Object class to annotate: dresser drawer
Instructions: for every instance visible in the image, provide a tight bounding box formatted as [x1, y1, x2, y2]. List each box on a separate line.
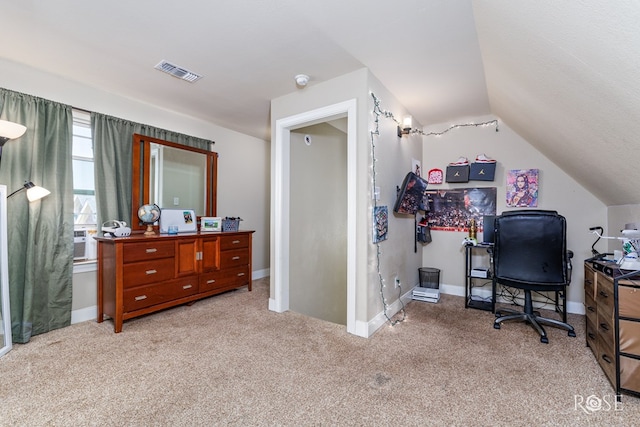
[584, 266, 595, 299]
[123, 241, 175, 263]
[597, 313, 615, 351]
[123, 277, 199, 312]
[220, 234, 249, 251]
[199, 266, 250, 292]
[585, 316, 598, 357]
[598, 338, 617, 386]
[596, 275, 615, 317]
[123, 258, 175, 287]
[619, 285, 640, 318]
[619, 319, 640, 356]
[620, 355, 640, 393]
[585, 293, 597, 325]
[220, 248, 249, 269]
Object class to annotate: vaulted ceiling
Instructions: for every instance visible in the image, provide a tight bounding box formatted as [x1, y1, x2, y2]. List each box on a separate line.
[1, 1, 638, 206]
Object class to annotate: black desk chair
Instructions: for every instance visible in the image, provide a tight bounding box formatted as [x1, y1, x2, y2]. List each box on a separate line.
[492, 210, 576, 343]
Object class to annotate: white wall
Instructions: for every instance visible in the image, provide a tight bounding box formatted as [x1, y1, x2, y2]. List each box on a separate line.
[271, 68, 425, 334]
[421, 116, 607, 314]
[1, 58, 270, 316]
[607, 204, 640, 253]
[289, 123, 347, 325]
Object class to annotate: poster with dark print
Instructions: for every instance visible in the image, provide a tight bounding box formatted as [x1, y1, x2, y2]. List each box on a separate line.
[393, 172, 429, 214]
[425, 188, 497, 232]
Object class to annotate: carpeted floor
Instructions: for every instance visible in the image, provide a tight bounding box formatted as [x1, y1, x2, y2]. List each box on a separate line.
[1, 277, 638, 426]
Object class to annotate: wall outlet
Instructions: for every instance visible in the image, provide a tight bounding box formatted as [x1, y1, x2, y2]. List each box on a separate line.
[394, 276, 400, 288]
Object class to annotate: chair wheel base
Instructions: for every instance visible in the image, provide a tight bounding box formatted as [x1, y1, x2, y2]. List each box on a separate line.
[540, 336, 549, 344]
[493, 323, 501, 330]
[568, 330, 576, 338]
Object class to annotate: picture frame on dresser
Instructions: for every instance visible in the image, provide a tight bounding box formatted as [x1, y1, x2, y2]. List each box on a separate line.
[201, 217, 222, 232]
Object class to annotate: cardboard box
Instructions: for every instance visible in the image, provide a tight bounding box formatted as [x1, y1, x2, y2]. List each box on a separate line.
[445, 165, 470, 183]
[470, 162, 496, 181]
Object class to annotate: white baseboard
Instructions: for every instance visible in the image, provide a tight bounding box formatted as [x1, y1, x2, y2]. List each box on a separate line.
[364, 286, 415, 337]
[440, 283, 585, 315]
[71, 305, 97, 324]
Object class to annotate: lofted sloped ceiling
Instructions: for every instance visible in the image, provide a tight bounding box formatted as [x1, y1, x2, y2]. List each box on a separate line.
[0, 0, 638, 206]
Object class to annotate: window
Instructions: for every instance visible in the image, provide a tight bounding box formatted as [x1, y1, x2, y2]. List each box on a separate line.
[72, 110, 96, 228]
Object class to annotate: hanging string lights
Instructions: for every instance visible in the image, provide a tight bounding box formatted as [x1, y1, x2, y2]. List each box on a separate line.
[369, 92, 499, 327]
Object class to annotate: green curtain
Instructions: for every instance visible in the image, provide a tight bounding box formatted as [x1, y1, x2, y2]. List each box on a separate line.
[91, 113, 212, 229]
[0, 88, 74, 343]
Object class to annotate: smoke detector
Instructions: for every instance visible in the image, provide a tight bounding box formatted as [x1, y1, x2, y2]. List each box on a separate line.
[295, 74, 310, 87]
[155, 60, 202, 83]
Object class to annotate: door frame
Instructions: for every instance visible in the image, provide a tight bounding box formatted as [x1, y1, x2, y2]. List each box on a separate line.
[269, 99, 358, 336]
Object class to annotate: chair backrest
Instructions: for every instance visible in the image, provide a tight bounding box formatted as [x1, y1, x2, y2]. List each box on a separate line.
[493, 210, 569, 286]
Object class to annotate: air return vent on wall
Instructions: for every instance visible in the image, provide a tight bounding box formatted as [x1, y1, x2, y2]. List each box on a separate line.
[154, 60, 202, 83]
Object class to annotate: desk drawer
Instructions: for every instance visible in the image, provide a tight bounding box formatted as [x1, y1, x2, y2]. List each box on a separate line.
[123, 277, 198, 312]
[220, 235, 249, 251]
[123, 241, 175, 263]
[123, 258, 175, 287]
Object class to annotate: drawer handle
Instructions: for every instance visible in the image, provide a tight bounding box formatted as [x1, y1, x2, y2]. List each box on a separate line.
[587, 306, 596, 313]
[237, 272, 245, 277]
[585, 279, 593, 285]
[183, 284, 193, 290]
[146, 248, 157, 253]
[232, 240, 241, 244]
[599, 291, 609, 298]
[207, 279, 216, 284]
[602, 354, 613, 364]
[232, 256, 241, 260]
[134, 295, 148, 301]
[599, 323, 609, 332]
[587, 332, 596, 340]
[146, 269, 157, 275]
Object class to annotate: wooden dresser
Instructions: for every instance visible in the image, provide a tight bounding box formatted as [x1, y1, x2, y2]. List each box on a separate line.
[584, 260, 640, 399]
[96, 230, 254, 332]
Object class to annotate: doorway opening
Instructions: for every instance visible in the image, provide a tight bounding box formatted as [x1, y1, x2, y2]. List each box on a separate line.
[269, 99, 359, 336]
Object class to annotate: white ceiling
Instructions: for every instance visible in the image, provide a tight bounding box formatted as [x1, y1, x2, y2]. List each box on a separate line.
[1, 0, 639, 206]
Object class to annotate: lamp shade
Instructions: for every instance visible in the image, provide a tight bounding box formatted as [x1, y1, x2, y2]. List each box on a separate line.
[25, 183, 51, 202]
[0, 120, 27, 144]
[7, 181, 50, 202]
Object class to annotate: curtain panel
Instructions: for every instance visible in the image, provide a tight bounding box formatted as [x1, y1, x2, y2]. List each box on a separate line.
[0, 88, 74, 343]
[91, 113, 213, 229]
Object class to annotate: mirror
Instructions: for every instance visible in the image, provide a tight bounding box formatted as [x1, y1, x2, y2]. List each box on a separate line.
[132, 134, 217, 230]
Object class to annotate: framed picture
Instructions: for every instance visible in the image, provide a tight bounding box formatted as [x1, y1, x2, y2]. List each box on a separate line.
[201, 216, 222, 232]
[506, 169, 539, 207]
[373, 206, 389, 243]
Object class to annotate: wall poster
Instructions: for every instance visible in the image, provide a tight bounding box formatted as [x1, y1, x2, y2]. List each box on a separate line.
[425, 188, 497, 232]
[373, 206, 389, 243]
[506, 169, 538, 207]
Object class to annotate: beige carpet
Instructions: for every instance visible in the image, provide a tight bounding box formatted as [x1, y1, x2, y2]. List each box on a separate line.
[1, 277, 638, 426]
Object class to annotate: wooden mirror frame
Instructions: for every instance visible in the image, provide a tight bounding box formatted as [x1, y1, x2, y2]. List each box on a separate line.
[131, 133, 218, 231]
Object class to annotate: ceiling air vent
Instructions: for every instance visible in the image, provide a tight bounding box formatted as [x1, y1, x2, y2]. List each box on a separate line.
[154, 60, 202, 83]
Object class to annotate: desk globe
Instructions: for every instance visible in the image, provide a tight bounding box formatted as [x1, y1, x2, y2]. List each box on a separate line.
[137, 203, 161, 235]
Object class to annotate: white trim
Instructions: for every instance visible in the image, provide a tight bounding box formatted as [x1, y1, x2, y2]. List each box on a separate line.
[272, 99, 359, 336]
[73, 260, 97, 274]
[363, 286, 414, 337]
[0, 185, 12, 357]
[439, 282, 585, 315]
[71, 305, 97, 324]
